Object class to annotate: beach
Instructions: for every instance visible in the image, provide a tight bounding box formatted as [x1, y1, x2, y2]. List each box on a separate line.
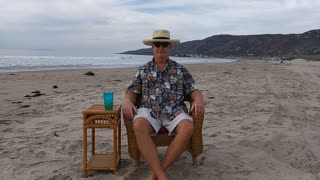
[1, 59, 320, 180]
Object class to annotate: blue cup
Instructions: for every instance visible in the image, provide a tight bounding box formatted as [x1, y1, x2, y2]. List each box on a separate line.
[103, 92, 113, 111]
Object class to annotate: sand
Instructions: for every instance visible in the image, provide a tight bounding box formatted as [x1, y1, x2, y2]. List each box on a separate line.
[0, 60, 320, 180]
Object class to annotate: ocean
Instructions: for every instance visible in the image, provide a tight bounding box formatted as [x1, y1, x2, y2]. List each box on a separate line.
[0, 54, 236, 73]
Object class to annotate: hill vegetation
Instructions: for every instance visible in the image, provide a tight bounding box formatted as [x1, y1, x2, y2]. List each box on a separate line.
[122, 29, 320, 60]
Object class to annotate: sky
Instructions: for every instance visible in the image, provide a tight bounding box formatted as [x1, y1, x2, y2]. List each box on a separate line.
[0, 0, 320, 57]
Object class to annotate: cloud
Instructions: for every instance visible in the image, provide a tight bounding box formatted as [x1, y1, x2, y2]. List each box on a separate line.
[0, 0, 319, 56]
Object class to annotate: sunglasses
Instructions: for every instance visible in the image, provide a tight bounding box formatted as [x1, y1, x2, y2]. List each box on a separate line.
[153, 42, 170, 48]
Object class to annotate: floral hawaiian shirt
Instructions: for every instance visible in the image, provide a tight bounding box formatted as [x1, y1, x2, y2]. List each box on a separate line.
[127, 58, 197, 121]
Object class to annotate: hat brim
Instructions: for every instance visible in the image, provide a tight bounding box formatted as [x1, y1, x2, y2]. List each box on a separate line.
[143, 39, 180, 46]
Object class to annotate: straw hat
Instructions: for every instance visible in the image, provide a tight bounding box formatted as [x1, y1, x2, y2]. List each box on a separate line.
[143, 29, 180, 46]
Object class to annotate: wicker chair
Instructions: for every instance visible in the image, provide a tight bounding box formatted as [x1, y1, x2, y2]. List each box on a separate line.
[123, 94, 204, 167]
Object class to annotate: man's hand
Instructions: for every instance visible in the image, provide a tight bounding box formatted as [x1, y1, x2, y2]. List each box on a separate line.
[122, 91, 138, 119]
[190, 90, 205, 118]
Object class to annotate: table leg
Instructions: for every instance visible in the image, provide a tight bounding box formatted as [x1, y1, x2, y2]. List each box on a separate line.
[83, 126, 87, 177]
[113, 125, 117, 173]
[92, 128, 95, 156]
[118, 120, 121, 158]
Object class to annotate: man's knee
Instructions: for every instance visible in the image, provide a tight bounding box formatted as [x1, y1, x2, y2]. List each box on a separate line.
[133, 118, 153, 134]
[176, 119, 194, 135]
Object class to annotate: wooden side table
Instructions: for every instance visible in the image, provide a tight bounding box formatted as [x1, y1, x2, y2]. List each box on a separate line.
[82, 104, 121, 177]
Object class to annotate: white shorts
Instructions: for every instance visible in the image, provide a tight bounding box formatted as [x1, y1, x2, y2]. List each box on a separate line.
[132, 108, 193, 136]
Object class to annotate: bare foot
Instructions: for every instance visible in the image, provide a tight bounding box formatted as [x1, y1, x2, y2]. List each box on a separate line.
[147, 173, 157, 180]
[148, 173, 168, 180]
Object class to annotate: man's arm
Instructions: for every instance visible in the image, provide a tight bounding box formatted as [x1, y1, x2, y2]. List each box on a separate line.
[190, 89, 205, 118]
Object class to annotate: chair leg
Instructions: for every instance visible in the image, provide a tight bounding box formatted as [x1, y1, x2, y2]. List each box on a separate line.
[192, 156, 198, 167]
[134, 159, 140, 167]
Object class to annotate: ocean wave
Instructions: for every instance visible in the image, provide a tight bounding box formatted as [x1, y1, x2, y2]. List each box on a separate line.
[0, 54, 236, 73]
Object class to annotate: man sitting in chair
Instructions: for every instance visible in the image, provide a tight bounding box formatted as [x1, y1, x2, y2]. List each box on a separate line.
[122, 29, 205, 180]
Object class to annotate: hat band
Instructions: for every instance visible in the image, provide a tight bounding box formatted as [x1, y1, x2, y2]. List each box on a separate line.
[153, 37, 170, 39]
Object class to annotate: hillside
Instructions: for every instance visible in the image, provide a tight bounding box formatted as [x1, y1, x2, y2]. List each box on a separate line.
[121, 29, 320, 60]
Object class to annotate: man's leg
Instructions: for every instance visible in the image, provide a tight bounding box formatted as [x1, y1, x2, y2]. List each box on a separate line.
[133, 118, 167, 180]
[161, 119, 194, 171]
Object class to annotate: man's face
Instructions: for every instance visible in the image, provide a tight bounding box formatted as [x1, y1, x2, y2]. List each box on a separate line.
[152, 42, 171, 59]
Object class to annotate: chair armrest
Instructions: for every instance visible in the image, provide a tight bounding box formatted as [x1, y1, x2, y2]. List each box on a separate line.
[189, 102, 204, 157]
[123, 113, 141, 162]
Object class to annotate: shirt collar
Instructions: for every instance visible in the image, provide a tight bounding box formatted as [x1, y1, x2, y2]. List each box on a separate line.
[151, 58, 172, 72]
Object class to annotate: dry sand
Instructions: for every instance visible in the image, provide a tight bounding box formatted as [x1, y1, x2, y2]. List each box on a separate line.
[0, 60, 320, 180]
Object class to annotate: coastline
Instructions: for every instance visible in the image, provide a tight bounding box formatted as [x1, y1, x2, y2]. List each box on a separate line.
[0, 54, 237, 73]
[1, 60, 320, 179]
